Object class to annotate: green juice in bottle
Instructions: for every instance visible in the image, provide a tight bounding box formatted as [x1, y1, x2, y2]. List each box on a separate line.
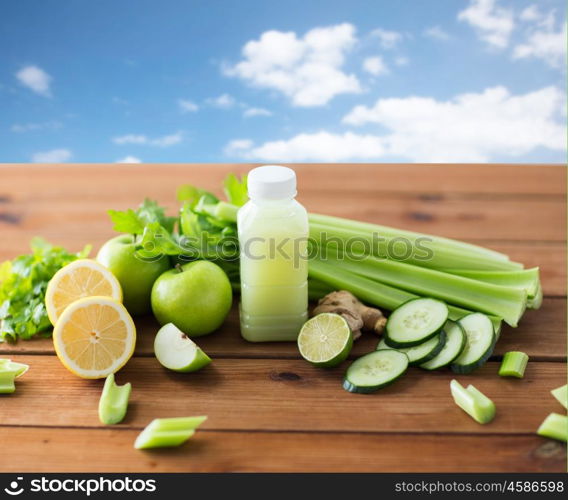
[238, 166, 308, 342]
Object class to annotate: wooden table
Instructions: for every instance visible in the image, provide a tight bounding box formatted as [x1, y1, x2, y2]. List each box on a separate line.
[0, 163, 566, 472]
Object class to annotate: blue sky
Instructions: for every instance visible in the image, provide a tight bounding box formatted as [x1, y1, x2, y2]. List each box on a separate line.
[1, 0, 566, 163]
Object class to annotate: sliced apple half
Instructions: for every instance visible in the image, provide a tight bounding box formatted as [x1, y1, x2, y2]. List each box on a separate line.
[154, 323, 212, 373]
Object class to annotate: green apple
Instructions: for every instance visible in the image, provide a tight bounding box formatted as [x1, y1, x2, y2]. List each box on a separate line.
[154, 323, 211, 372]
[151, 260, 232, 337]
[96, 235, 170, 316]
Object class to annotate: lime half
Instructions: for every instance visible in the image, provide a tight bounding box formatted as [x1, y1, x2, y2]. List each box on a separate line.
[298, 313, 353, 368]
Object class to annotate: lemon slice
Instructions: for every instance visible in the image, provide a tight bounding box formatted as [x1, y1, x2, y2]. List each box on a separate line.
[53, 296, 136, 379]
[45, 259, 122, 325]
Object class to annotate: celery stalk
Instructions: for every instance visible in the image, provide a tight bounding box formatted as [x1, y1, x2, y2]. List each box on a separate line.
[527, 283, 543, 310]
[551, 385, 567, 410]
[186, 201, 516, 267]
[308, 259, 502, 333]
[309, 213, 512, 262]
[204, 201, 240, 222]
[310, 222, 523, 272]
[134, 416, 207, 450]
[98, 374, 131, 425]
[315, 252, 526, 327]
[498, 351, 529, 378]
[308, 279, 334, 301]
[443, 268, 540, 298]
[450, 379, 496, 424]
[537, 413, 568, 442]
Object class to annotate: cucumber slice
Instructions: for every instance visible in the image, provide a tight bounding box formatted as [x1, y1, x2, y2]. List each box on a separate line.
[377, 330, 446, 365]
[451, 313, 496, 374]
[420, 320, 466, 370]
[343, 349, 408, 394]
[385, 298, 448, 347]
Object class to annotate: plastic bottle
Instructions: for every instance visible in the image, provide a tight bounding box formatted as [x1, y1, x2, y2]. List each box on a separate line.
[238, 165, 309, 342]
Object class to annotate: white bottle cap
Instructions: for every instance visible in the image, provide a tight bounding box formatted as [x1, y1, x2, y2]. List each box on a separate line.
[247, 165, 297, 200]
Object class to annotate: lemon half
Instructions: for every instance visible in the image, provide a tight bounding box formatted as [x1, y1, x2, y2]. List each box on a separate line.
[45, 259, 122, 325]
[53, 296, 136, 379]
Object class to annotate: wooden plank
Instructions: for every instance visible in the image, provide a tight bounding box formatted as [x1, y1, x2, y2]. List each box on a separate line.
[0, 427, 564, 472]
[0, 165, 565, 251]
[1, 357, 564, 434]
[0, 192, 564, 246]
[1, 163, 565, 196]
[2, 298, 565, 360]
[307, 197, 566, 242]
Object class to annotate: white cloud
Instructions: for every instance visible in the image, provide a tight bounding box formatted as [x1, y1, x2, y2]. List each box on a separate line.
[150, 131, 183, 147]
[243, 107, 272, 117]
[424, 26, 450, 41]
[225, 23, 361, 107]
[11, 120, 62, 132]
[116, 156, 142, 164]
[16, 65, 52, 97]
[178, 99, 199, 112]
[394, 56, 409, 66]
[112, 131, 183, 147]
[206, 93, 236, 109]
[224, 139, 254, 156]
[31, 148, 72, 163]
[370, 28, 403, 49]
[113, 134, 148, 145]
[458, 0, 514, 48]
[342, 85, 566, 162]
[519, 5, 541, 22]
[362, 56, 389, 76]
[514, 9, 566, 68]
[225, 132, 385, 162]
[226, 85, 568, 162]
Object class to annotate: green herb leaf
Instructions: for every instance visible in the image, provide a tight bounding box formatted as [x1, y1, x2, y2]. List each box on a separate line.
[223, 173, 248, 207]
[138, 222, 186, 258]
[176, 185, 218, 207]
[108, 199, 176, 235]
[0, 239, 90, 342]
[108, 208, 145, 235]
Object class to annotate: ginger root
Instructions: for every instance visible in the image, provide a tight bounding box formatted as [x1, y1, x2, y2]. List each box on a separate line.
[313, 290, 387, 340]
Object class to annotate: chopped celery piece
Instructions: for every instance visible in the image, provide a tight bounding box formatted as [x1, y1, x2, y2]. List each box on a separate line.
[499, 351, 529, 378]
[314, 252, 526, 327]
[98, 374, 131, 425]
[134, 416, 207, 450]
[537, 413, 567, 442]
[551, 384, 567, 410]
[0, 372, 16, 394]
[450, 379, 496, 424]
[0, 359, 29, 393]
[0, 359, 29, 378]
[444, 268, 540, 298]
[308, 260, 503, 332]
